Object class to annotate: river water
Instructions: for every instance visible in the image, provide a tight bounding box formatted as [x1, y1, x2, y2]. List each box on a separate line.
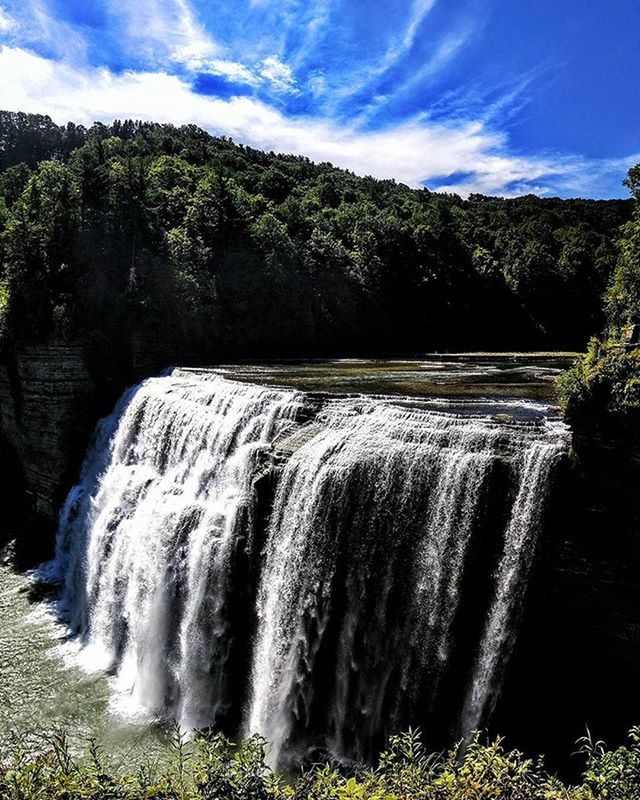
[0, 556, 168, 762]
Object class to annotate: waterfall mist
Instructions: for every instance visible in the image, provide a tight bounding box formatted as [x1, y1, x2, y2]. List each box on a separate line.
[51, 369, 567, 765]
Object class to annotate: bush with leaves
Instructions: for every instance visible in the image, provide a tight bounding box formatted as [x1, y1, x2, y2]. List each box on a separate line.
[3, 726, 640, 799]
[558, 339, 640, 421]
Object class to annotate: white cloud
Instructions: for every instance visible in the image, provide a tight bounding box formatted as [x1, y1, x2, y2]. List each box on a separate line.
[0, 46, 635, 198]
[200, 54, 297, 94]
[259, 56, 296, 92]
[206, 59, 260, 85]
[103, 0, 220, 69]
[169, 0, 219, 68]
[0, 5, 15, 32]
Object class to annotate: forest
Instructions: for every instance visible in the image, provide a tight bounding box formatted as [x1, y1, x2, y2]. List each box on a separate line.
[0, 111, 634, 371]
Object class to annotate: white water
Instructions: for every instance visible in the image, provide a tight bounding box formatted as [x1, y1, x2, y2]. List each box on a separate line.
[460, 438, 564, 736]
[52, 372, 302, 729]
[51, 369, 568, 765]
[247, 399, 567, 763]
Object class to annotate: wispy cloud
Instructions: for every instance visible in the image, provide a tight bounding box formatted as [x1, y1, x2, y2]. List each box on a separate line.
[428, 61, 559, 131]
[2, 45, 635, 198]
[2, 0, 89, 61]
[352, 21, 474, 126]
[0, 5, 15, 32]
[359, 0, 440, 85]
[310, 0, 461, 119]
[258, 56, 296, 93]
[289, 0, 337, 70]
[101, 0, 220, 69]
[403, 0, 439, 52]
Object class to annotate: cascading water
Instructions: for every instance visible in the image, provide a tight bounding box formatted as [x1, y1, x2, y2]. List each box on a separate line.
[247, 399, 567, 764]
[50, 368, 568, 766]
[53, 371, 303, 728]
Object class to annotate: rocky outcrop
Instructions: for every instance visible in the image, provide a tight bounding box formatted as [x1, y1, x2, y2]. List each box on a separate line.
[494, 413, 640, 777]
[0, 343, 96, 539]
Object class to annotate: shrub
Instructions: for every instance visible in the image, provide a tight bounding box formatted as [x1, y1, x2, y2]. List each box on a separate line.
[557, 338, 640, 423]
[2, 726, 640, 799]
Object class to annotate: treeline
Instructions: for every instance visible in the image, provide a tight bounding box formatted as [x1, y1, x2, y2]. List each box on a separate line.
[0, 110, 633, 364]
[559, 165, 640, 420]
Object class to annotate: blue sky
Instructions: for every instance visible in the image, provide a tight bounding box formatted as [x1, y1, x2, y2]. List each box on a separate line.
[0, 0, 638, 198]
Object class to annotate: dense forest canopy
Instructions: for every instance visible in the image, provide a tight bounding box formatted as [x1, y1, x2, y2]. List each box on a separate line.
[0, 110, 633, 365]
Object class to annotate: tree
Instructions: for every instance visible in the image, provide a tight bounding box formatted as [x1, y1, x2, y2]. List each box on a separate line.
[606, 165, 640, 335]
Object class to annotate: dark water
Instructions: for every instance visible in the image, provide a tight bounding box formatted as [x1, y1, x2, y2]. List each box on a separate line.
[214, 353, 576, 418]
[215, 354, 574, 397]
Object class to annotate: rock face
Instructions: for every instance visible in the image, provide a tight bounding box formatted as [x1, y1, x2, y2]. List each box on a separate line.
[0, 336, 191, 550]
[0, 343, 97, 545]
[494, 411, 640, 776]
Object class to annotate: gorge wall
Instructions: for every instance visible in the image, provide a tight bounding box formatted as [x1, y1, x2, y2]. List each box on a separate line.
[0, 338, 167, 552]
[0, 343, 96, 543]
[493, 410, 640, 770]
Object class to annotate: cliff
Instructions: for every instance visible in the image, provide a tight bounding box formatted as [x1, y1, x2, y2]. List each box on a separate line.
[494, 410, 640, 774]
[0, 336, 189, 553]
[0, 343, 99, 553]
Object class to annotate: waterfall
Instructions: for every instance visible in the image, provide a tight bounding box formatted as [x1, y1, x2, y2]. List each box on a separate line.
[460, 437, 564, 736]
[53, 371, 302, 728]
[51, 369, 567, 764]
[246, 399, 566, 764]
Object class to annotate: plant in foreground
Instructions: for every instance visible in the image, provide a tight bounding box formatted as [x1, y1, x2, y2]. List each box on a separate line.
[2, 725, 640, 799]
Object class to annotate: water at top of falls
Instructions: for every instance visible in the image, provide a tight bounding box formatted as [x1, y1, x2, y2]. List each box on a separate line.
[48, 365, 569, 767]
[210, 354, 574, 413]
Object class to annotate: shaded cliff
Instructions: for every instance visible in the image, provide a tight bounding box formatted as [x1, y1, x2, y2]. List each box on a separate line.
[0, 339, 164, 555]
[494, 410, 640, 775]
[0, 343, 96, 550]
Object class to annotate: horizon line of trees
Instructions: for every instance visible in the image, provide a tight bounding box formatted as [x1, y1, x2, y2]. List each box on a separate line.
[0, 110, 634, 371]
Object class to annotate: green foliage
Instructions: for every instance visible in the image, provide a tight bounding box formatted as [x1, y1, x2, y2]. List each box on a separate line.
[577, 727, 640, 800]
[558, 340, 640, 421]
[558, 162, 640, 423]
[605, 167, 640, 336]
[4, 727, 640, 799]
[0, 111, 633, 358]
